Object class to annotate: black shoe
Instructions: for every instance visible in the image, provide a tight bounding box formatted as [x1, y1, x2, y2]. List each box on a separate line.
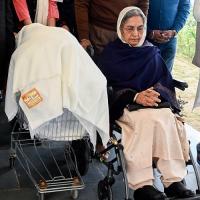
[164, 181, 196, 198]
[134, 185, 167, 200]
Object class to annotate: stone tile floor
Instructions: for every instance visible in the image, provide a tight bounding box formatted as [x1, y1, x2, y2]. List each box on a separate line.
[1, 99, 200, 200]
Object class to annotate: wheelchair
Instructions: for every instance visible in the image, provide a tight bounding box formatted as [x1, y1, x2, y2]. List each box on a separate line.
[96, 81, 200, 200]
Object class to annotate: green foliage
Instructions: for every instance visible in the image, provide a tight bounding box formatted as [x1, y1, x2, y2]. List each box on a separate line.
[177, 13, 197, 60]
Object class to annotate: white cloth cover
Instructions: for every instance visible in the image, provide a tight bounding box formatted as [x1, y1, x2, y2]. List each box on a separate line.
[34, 0, 49, 25]
[5, 23, 110, 146]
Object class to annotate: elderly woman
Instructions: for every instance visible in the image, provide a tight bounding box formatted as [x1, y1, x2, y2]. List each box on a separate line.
[98, 7, 195, 200]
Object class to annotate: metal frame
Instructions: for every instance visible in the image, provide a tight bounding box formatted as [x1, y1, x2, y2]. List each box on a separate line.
[9, 109, 89, 200]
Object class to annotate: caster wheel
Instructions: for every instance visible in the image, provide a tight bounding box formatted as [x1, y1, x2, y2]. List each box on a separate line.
[71, 190, 79, 199]
[98, 180, 113, 200]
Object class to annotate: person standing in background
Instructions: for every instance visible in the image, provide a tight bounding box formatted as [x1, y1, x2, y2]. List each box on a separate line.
[0, 0, 15, 96]
[75, 0, 149, 154]
[13, 0, 59, 30]
[147, 0, 190, 72]
[193, 0, 200, 108]
[75, 0, 149, 57]
[57, 0, 78, 37]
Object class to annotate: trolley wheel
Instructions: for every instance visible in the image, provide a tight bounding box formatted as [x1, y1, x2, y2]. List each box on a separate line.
[71, 139, 90, 176]
[98, 180, 113, 200]
[9, 156, 16, 168]
[70, 190, 79, 199]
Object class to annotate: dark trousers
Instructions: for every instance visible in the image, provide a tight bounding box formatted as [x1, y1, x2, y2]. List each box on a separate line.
[153, 37, 177, 72]
[0, 0, 15, 91]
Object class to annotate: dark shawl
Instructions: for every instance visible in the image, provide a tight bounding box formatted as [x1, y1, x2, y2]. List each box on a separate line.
[98, 39, 180, 114]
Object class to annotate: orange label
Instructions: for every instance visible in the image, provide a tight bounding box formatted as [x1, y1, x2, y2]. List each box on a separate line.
[21, 88, 43, 109]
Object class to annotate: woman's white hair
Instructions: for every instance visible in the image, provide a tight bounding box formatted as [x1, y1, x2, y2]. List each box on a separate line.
[117, 6, 147, 47]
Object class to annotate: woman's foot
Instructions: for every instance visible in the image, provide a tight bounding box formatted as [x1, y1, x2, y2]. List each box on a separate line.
[134, 185, 167, 200]
[164, 181, 195, 198]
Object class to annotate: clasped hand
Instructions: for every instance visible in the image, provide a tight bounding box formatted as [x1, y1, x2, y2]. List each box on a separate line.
[135, 87, 161, 107]
[153, 30, 176, 43]
[80, 39, 92, 49]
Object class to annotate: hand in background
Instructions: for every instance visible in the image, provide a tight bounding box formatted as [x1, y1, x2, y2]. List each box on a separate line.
[23, 18, 32, 26]
[47, 18, 56, 27]
[152, 30, 176, 43]
[80, 39, 92, 49]
[160, 30, 177, 40]
[62, 25, 70, 31]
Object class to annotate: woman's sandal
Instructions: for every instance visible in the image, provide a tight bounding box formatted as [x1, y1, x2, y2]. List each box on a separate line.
[164, 181, 195, 198]
[134, 185, 167, 200]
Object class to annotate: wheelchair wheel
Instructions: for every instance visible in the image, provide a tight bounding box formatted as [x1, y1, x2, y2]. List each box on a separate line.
[71, 139, 90, 176]
[98, 180, 113, 200]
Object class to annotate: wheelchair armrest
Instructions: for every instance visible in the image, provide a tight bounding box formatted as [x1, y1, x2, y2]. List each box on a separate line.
[173, 79, 188, 91]
[111, 123, 122, 133]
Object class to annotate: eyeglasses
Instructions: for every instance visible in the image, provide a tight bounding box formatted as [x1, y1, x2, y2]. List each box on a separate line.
[123, 26, 144, 34]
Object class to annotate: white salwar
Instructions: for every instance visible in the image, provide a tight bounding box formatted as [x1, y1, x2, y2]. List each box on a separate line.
[117, 108, 188, 190]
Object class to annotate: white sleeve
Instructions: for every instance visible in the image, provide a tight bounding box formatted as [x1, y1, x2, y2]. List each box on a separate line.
[193, 0, 200, 22]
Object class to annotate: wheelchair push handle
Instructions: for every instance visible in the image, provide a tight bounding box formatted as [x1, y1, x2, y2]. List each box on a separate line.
[86, 45, 95, 57]
[173, 79, 188, 91]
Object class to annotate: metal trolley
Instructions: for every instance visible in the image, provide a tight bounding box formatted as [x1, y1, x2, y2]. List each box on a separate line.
[9, 108, 90, 200]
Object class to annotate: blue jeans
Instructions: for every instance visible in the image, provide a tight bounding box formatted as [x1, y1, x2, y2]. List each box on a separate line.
[153, 37, 177, 72]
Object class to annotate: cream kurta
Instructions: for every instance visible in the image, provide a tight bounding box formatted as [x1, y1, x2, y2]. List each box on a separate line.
[117, 108, 188, 190]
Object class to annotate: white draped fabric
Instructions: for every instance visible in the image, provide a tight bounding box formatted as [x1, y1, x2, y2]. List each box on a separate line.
[34, 0, 49, 25]
[5, 23, 110, 147]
